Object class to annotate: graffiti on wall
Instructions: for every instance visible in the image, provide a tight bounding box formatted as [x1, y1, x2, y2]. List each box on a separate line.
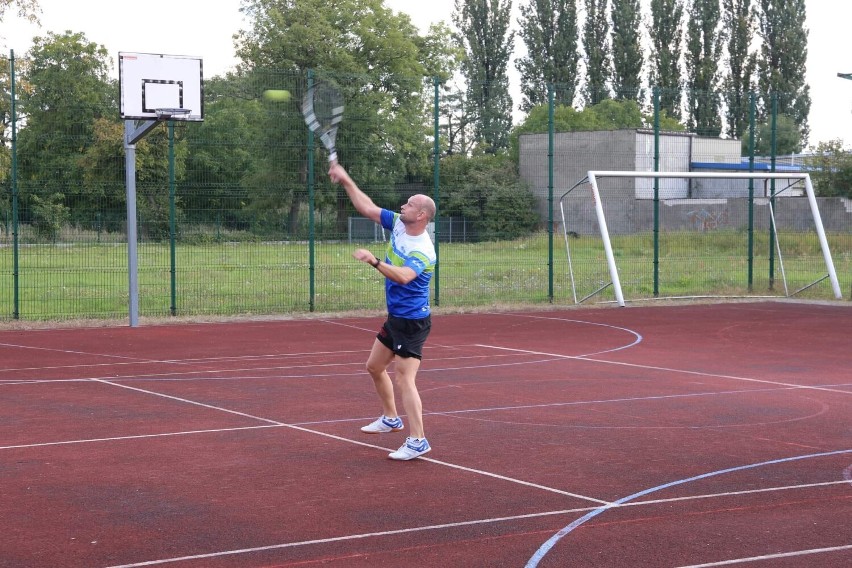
[686, 208, 730, 231]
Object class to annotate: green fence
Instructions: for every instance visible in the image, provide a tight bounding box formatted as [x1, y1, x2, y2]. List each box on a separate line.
[2, 54, 850, 322]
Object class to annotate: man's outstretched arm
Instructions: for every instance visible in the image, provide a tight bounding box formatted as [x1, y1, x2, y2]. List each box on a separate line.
[329, 163, 382, 224]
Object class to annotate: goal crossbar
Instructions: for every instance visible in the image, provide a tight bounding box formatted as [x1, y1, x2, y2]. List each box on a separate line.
[562, 170, 842, 306]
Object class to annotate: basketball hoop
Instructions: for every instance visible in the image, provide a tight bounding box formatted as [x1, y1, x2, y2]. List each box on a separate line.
[154, 108, 192, 121]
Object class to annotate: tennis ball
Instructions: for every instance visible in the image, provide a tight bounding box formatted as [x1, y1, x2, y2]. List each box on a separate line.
[263, 89, 291, 102]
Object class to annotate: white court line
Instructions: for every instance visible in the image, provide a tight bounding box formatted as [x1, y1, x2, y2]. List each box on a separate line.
[317, 319, 379, 334]
[628, 479, 851, 507]
[0, 352, 370, 377]
[675, 544, 852, 567]
[0, 354, 568, 388]
[0, 341, 146, 360]
[101, 509, 590, 568]
[91, 379, 609, 505]
[100, 480, 852, 568]
[0, 363, 369, 385]
[478, 344, 852, 396]
[0, 378, 94, 386]
[495, 314, 644, 355]
[0, 425, 281, 451]
[0, 348, 373, 373]
[421, 385, 822, 418]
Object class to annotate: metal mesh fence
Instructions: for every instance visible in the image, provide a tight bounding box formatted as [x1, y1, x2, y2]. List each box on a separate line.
[2, 54, 850, 322]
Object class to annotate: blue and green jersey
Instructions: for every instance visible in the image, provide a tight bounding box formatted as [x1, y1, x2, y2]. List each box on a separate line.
[379, 209, 436, 319]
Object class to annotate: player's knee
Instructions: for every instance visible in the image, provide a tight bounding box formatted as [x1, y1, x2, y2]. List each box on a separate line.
[365, 360, 383, 377]
[392, 372, 416, 389]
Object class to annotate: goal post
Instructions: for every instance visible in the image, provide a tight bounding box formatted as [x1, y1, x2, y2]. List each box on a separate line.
[559, 170, 842, 306]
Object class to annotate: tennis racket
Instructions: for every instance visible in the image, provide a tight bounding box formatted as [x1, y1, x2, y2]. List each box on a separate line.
[302, 77, 344, 164]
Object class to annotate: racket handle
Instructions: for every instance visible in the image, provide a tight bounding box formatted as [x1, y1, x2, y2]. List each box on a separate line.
[328, 151, 338, 165]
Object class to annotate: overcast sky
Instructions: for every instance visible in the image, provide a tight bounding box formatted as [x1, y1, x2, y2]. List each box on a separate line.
[2, 0, 849, 148]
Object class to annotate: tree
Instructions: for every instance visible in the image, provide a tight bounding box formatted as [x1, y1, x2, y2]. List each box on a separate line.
[754, 0, 810, 148]
[15, 31, 114, 226]
[29, 192, 69, 241]
[439, 80, 479, 157]
[807, 140, 852, 198]
[722, 0, 756, 140]
[0, 0, 39, 22]
[516, 98, 683, 135]
[515, 0, 580, 112]
[510, 98, 684, 161]
[453, 0, 515, 154]
[610, 0, 643, 102]
[77, 118, 131, 233]
[180, 74, 267, 235]
[441, 153, 539, 240]
[685, 0, 724, 136]
[743, 113, 800, 156]
[1, 2, 42, 217]
[649, 0, 684, 120]
[1, 0, 41, 149]
[236, 0, 458, 232]
[78, 115, 179, 238]
[582, 0, 611, 105]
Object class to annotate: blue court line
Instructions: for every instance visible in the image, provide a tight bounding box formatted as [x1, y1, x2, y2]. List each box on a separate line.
[525, 448, 852, 567]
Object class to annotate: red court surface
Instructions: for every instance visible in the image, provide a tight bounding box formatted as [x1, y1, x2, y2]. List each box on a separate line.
[1, 301, 850, 567]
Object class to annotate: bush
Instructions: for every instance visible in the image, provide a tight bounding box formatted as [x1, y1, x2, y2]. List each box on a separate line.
[30, 193, 70, 242]
[441, 154, 540, 241]
[807, 140, 852, 198]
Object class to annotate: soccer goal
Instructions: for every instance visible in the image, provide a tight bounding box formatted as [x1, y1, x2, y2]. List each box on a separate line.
[559, 171, 843, 306]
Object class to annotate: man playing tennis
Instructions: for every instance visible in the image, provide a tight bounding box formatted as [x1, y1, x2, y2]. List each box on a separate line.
[329, 163, 437, 460]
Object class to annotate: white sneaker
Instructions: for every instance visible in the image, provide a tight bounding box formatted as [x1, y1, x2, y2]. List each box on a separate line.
[360, 415, 404, 433]
[388, 437, 431, 460]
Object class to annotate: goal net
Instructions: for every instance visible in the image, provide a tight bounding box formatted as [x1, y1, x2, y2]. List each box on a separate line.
[559, 171, 842, 306]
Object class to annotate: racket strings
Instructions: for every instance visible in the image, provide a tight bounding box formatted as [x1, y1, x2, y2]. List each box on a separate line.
[302, 79, 344, 162]
[304, 85, 343, 132]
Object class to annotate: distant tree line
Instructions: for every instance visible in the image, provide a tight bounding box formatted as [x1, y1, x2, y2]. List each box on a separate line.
[452, 0, 848, 196]
[456, 0, 810, 153]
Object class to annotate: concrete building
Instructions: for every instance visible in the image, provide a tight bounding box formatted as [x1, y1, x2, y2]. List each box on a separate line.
[517, 129, 840, 235]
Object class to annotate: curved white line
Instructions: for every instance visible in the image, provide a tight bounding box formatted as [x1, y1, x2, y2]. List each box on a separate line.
[525, 448, 852, 567]
[486, 314, 644, 357]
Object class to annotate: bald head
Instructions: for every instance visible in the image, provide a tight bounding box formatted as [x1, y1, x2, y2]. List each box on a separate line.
[413, 194, 436, 222]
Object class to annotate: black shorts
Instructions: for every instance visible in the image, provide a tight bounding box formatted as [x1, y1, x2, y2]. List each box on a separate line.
[377, 314, 432, 359]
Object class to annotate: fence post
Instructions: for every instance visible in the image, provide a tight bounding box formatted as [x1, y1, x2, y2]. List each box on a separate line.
[307, 69, 316, 312]
[653, 86, 660, 297]
[768, 92, 778, 290]
[547, 83, 554, 303]
[10, 50, 20, 319]
[432, 76, 441, 307]
[747, 92, 756, 291]
[168, 120, 177, 316]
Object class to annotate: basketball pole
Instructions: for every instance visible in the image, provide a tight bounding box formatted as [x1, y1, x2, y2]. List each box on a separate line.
[124, 121, 139, 328]
[124, 119, 160, 327]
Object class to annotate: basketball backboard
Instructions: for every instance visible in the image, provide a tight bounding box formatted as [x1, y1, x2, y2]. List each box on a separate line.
[119, 52, 203, 121]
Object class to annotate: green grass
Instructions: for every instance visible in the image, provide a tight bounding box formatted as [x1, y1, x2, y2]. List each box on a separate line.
[1, 229, 849, 321]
